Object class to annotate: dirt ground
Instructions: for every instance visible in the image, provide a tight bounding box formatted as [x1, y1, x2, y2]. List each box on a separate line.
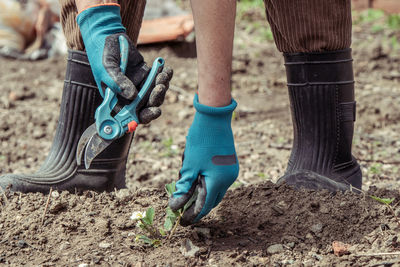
[0, 4, 399, 267]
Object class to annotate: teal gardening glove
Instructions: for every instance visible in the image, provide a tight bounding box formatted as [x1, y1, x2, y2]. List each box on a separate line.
[169, 94, 239, 225]
[77, 4, 172, 123]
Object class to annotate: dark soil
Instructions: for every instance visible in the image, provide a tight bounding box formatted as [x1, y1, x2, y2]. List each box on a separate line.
[0, 5, 399, 267]
[0, 183, 399, 266]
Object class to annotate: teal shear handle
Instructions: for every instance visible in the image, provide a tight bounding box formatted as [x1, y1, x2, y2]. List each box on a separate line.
[94, 36, 165, 140]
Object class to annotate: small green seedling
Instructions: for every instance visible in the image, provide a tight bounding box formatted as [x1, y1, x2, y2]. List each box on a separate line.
[231, 181, 243, 188]
[257, 172, 268, 180]
[131, 207, 161, 247]
[370, 196, 395, 206]
[131, 182, 197, 247]
[164, 181, 197, 239]
[370, 196, 400, 227]
[369, 163, 382, 175]
[161, 138, 178, 157]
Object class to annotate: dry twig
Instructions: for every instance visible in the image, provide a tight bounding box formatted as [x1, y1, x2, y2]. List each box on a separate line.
[354, 252, 400, 257]
[0, 186, 8, 204]
[41, 187, 53, 226]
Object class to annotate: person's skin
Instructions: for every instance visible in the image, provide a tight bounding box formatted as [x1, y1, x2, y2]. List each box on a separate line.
[78, 0, 236, 108]
[190, 0, 236, 107]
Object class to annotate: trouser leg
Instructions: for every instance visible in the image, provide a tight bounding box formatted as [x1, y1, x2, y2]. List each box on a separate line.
[263, 0, 352, 52]
[59, 0, 146, 50]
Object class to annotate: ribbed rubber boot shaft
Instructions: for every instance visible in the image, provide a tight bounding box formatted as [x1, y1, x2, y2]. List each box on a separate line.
[38, 50, 98, 173]
[284, 49, 358, 180]
[288, 85, 338, 174]
[0, 50, 133, 192]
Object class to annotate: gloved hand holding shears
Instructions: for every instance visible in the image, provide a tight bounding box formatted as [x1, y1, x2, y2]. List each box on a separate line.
[76, 3, 172, 168]
[77, 3, 172, 124]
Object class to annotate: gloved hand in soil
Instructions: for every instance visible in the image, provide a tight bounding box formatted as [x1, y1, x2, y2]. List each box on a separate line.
[169, 94, 239, 226]
[77, 3, 173, 123]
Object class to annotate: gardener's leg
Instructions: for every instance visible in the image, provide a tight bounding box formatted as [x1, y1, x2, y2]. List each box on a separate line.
[61, 0, 146, 49]
[0, 0, 147, 192]
[169, 0, 239, 225]
[263, 0, 361, 191]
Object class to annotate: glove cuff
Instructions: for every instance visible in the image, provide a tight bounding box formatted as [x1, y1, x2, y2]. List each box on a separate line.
[188, 94, 237, 146]
[77, 4, 126, 37]
[193, 94, 237, 117]
[77, 3, 120, 15]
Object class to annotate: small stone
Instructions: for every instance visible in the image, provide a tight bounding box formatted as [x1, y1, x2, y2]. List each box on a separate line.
[78, 264, 89, 267]
[277, 200, 288, 209]
[17, 240, 28, 248]
[267, 244, 284, 254]
[286, 242, 295, 249]
[92, 257, 102, 264]
[271, 205, 284, 215]
[51, 191, 60, 198]
[195, 227, 211, 239]
[180, 239, 200, 258]
[306, 233, 314, 239]
[116, 189, 131, 201]
[332, 241, 350, 256]
[312, 253, 323, 261]
[282, 259, 295, 265]
[303, 260, 313, 267]
[310, 223, 323, 234]
[59, 242, 70, 250]
[319, 205, 330, 214]
[99, 242, 112, 249]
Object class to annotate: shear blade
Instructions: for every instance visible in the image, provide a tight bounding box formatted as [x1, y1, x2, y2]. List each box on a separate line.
[84, 133, 113, 169]
[76, 124, 97, 166]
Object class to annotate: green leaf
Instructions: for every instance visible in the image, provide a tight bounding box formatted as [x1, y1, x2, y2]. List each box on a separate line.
[370, 196, 395, 205]
[164, 217, 174, 231]
[152, 239, 162, 247]
[159, 227, 167, 237]
[142, 207, 155, 225]
[166, 206, 180, 218]
[137, 235, 153, 245]
[164, 207, 179, 231]
[137, 235, 161, 247]
[183, 189, 198, 213]
[165, 182, 176, 197]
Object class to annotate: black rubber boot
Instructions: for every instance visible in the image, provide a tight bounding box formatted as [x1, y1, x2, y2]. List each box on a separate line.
[276, 49, 362, 192]
[0, 50, 133, 193]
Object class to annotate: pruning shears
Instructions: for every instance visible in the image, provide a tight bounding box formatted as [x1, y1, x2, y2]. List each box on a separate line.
[76, 36, 165, 169]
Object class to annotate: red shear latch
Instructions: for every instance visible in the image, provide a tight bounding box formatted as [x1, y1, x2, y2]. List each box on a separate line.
[127, 121, 138, 133]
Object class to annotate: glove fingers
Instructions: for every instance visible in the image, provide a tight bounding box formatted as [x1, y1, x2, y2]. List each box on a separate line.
[156, 71, 170, 88]
[181, 177, 230, 225]
[147, 84, 167, 107]
[169, 169, 200, 212]
[158, 66, 173, 82]
[138, 107, 161, 124]
[180, 175, 208, 226]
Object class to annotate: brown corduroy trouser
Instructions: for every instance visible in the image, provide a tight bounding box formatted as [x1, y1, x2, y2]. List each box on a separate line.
[59, 0, 352, 53]
[263, 0, 352, 52]
[59, 0, 146, 50]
